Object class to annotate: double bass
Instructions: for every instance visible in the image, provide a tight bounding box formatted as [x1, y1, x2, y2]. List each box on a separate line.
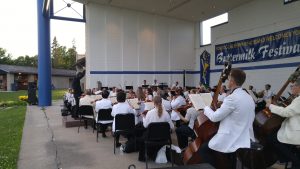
[243, 65, 300, 168]
[254, 66, 300, 139]
[183, 62, 231, 165]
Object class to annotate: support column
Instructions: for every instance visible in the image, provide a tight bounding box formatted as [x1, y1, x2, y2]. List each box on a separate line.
[37, 0, 51, 106]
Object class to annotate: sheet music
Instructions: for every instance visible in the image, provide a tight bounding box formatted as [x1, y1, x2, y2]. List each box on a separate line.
[127, 98, 140, 109]
[189, 93, 212, 110]
[144, 102, 154, 111]
[109, 97, 118, 104]
[90, 95, 102, 101]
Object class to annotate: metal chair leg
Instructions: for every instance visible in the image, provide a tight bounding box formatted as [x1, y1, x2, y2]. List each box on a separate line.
[170, 144, 174, 167]
[145, 144, 148, 169]
[114, 135, 116, 154]
[77, 118, 81, 133]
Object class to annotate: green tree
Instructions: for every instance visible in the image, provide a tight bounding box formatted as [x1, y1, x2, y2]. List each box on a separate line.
[51, 37, 77, 69]
[0, 48, 13, 64]
[13, 55, 38, 67]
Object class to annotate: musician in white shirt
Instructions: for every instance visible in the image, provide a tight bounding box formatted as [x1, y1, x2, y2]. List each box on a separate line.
[175, 107, 199, 149]
[79, 89, 94, 106]
[138, 96, 174, 161]
[263, 84, 275, 101]
[111, 91, 137, 147]
[160, 91, 171, 112]
[109, 87, 117, 97]
[266, 78, 300, 168]
[170, 89, 186, 126]
[95, 90, 113, 137]
[199, 68, 255, 168]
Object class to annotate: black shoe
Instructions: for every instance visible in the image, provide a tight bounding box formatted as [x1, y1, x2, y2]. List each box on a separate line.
[102, 133, 107, 138]
[116, 142, 121, 147]
[138, 156, 145, 162]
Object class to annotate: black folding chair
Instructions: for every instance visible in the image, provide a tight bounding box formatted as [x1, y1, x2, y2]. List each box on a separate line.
[145, 122, 173, 169]
[96, 108, 113, 142]
[77, 105, 94, 133]
[113, 113, 136, 154]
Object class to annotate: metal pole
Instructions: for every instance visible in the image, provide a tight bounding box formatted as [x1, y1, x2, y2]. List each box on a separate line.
[37, 0, 52, 106]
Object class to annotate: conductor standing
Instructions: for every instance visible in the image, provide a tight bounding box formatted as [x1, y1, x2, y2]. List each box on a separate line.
[72, 67, 85, 118]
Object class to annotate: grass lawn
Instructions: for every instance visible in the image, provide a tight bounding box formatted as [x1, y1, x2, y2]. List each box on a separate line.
[0, 89, 66, 169]
[0, 89, 67, 102]
[0, 106, 26, 169]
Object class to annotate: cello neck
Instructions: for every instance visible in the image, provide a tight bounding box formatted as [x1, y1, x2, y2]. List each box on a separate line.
[272, 65, 300, 104]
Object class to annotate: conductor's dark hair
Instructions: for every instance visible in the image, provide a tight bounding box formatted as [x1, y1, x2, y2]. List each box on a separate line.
[117, 91, 126, 102]
[102, 90, 109, 98]
[230, 68, 246, 86]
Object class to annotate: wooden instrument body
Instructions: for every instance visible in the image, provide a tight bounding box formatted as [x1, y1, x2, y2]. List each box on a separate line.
[182, 62, 231, 165]
[254, 66, 300, 139]
[248, 65, 300, 168]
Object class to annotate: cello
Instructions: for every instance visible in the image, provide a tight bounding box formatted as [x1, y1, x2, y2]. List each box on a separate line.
[183, 62, 231, 165]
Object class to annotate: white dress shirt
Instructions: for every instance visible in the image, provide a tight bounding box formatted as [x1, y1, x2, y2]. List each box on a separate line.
[95, 98, 113, 123]
[171, 96, 186, 121]
[162, 99, 172, 112]
[111, 102, 137, 132]
[204, 88, 255, 153]
[143, 107, 174, 129]
[263, 89, 274, 100]
[269, 95, 300, 145]
[79, 95, 94, 106]
[185, 107, 200, 130]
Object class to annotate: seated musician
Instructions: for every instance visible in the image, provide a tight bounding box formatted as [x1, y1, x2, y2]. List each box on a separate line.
[146, 88, 153, 101]
[79, 89, 94, 107]
[160, 91, 171, 112]
[198, 68, 255, 169]
[170, 89, 187, 127]
[175, 107, 199, 149]
[138, 96, 174, 161]
[266, 78, 300, 168]
[111, 91, 137, 147]
[95, 90, 113, 137]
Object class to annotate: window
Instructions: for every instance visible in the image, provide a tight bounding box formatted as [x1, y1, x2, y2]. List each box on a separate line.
[200, 13, 228, 46]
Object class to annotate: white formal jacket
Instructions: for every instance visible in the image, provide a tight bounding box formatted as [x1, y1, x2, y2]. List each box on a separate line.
[204, 88, 255, 153]
[269, 95, 300, 145]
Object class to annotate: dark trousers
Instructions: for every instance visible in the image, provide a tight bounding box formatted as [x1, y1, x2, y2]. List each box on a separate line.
[175, 125, 195, 149]
[198, 142, 236, 169]
[267, 131, 300, 167]
[99, 123, 110, 135]
[72, 95, 80, 118]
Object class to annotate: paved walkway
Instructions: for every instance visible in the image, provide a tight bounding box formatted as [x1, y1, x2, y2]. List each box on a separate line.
[17, 100, 285, 169]
[17, 101, 171, 169]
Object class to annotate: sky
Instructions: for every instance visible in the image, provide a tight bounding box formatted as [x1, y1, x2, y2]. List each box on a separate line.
[0, 0, 85, 58]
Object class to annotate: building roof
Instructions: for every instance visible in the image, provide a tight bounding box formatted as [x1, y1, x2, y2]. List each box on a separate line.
[0, 64, 76, 77]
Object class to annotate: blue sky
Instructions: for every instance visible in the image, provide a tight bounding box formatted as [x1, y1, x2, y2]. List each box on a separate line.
[0, 0, 85, 58]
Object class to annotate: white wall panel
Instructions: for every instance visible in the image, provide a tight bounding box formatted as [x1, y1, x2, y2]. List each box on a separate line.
[106, 7, 122, 71]
[123, 10, 138, 71]
[86, 3, 195, 89]
[155, 17, 170, 71]
[138, 14, 154, 71]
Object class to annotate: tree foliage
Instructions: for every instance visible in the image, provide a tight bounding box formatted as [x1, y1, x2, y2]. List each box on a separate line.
[0, 37, 77, 70]
[51, 37, 77, 70]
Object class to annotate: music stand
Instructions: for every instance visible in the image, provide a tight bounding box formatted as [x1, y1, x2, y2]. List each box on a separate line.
[142, 85, 149, 89]
[125, 86, 133, 90]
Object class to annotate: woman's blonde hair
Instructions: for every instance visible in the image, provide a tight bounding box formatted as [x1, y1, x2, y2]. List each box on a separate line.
[153, 96, 163, 117]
